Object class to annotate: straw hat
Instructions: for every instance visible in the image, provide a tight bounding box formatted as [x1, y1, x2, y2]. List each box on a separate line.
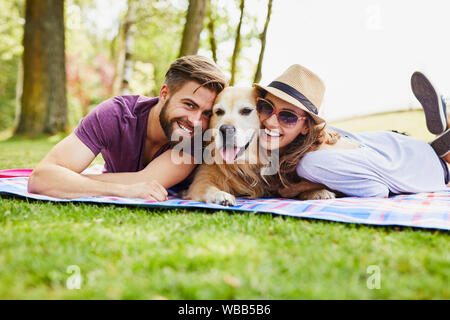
[254, 64, 326, 124]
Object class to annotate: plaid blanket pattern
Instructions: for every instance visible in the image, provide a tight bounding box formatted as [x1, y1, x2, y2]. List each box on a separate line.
[0, 167, 449, 231]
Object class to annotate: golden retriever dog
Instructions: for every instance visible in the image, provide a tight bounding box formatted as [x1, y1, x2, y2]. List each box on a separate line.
[183, 87, 335, 206]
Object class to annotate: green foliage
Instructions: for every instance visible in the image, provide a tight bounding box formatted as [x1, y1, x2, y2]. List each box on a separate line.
[67, 94, 84, 129]
[66, 0, 185, 102]
[133, 0, 186, 96]
[0, 0, 23, 60]
[0, 65, 17, 130]
[199, 0, 269, 85]
[0, 0, 24, 130]
[0, 0, 273, 132]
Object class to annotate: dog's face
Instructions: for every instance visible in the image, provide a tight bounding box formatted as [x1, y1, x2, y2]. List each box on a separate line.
[207, 87, 260, 164]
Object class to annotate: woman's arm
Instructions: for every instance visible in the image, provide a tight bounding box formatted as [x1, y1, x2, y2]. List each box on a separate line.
[278, 180, 326, 198]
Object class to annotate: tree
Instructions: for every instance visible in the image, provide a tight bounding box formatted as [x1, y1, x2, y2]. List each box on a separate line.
[206, 6, 217, 63]
[133, 1, 186, 95]
[254, 0, 273, 83]
[16, 0, 67, 136]
[179, 0, 208, 57]
[112, 0, 138, 96]
[0, 0, 24, 131]
[229, 0, 245, 86]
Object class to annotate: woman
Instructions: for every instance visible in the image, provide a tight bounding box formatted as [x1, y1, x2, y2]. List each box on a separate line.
[254, 65, 450, 198]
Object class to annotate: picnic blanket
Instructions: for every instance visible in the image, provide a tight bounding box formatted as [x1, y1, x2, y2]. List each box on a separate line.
[0, 165, 449, 231]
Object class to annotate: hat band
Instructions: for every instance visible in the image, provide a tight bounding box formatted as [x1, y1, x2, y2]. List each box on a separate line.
[268, 81, 318, 115]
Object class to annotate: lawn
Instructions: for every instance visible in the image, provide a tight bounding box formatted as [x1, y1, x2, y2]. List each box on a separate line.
[0, 110, 448, 299]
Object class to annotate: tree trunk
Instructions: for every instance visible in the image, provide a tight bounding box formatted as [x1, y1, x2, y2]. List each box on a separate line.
[179, 0, 208, 57]
[109, 32, 119, 96]
[229, 0, 245, 86]
[16, 0, 67, 136]
[14, 58, 23, 126]
[254, 0, 273, 84]
[207, 7, 217, 63]
[112, 0, 138, 96]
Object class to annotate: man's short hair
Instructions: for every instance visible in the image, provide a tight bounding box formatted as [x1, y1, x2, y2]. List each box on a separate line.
[165, 55, 228, 95]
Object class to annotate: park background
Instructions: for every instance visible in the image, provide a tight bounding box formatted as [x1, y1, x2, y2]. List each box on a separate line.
[0, 0, 448, 300]
[2, 0, 450, 136]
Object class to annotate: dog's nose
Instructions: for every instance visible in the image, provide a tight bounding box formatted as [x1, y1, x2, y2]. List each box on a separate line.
[220, 124, 236, 146]
[220, 124, 236, 135]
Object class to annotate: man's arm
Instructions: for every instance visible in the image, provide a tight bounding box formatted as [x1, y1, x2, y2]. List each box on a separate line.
[85, 149, 197, 189]
[28, 134, 168, 200]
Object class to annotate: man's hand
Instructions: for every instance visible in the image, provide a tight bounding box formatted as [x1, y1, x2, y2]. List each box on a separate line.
[123, 180, 168, 201]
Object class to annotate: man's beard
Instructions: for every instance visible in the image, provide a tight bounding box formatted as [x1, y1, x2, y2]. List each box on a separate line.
[159, 98, 199, 148]
[159, 98, 176, 140]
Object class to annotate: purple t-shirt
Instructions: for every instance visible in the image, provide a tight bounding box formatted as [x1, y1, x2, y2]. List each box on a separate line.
[75, 95, 170, 173]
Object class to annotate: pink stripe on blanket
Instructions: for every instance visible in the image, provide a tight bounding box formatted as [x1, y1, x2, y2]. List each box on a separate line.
[0, 169, 33, 178]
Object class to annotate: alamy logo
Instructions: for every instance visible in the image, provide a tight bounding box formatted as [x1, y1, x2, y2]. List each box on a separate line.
[169, 128, 280, 176]
[366, 5, 382, 31]
[66, 265, 82, 290]
[366, 265, 381, 290]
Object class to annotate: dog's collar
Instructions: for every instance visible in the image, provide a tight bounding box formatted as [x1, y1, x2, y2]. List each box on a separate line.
[235, 131, 257, 160]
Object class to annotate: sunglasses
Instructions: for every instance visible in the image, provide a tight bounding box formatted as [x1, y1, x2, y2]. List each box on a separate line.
[256, 97, 307, 127]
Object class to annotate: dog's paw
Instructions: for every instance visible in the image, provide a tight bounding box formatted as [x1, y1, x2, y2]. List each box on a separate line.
[299, 189, 336, 200]
[205, 190, 237, 206]
[178, 189, 189, 199]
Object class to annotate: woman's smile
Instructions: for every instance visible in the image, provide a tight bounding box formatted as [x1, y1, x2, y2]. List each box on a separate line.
[259, 122, 286, 150]
[264, 128, 282, 137]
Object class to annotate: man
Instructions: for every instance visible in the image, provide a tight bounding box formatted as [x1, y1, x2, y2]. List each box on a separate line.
[28, 55, 227, 201]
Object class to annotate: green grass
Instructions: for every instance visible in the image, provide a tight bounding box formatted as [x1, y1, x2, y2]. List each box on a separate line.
[0, 111, 449, 299]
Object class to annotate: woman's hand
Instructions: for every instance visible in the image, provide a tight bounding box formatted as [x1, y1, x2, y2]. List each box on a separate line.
[278, 180, 325, 198]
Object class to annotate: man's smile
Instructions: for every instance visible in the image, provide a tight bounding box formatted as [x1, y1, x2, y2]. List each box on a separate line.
[176, 120, 194, 136]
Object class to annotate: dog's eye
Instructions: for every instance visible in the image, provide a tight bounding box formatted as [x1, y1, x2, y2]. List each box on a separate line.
[215, 108, 225, 116]
[240, 108, 253, 115]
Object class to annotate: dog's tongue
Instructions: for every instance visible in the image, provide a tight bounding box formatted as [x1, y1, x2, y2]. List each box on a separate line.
[220, 147, 239, 163]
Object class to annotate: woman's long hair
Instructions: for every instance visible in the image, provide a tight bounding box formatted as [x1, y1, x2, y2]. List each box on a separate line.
[264, 115, 340, 195]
